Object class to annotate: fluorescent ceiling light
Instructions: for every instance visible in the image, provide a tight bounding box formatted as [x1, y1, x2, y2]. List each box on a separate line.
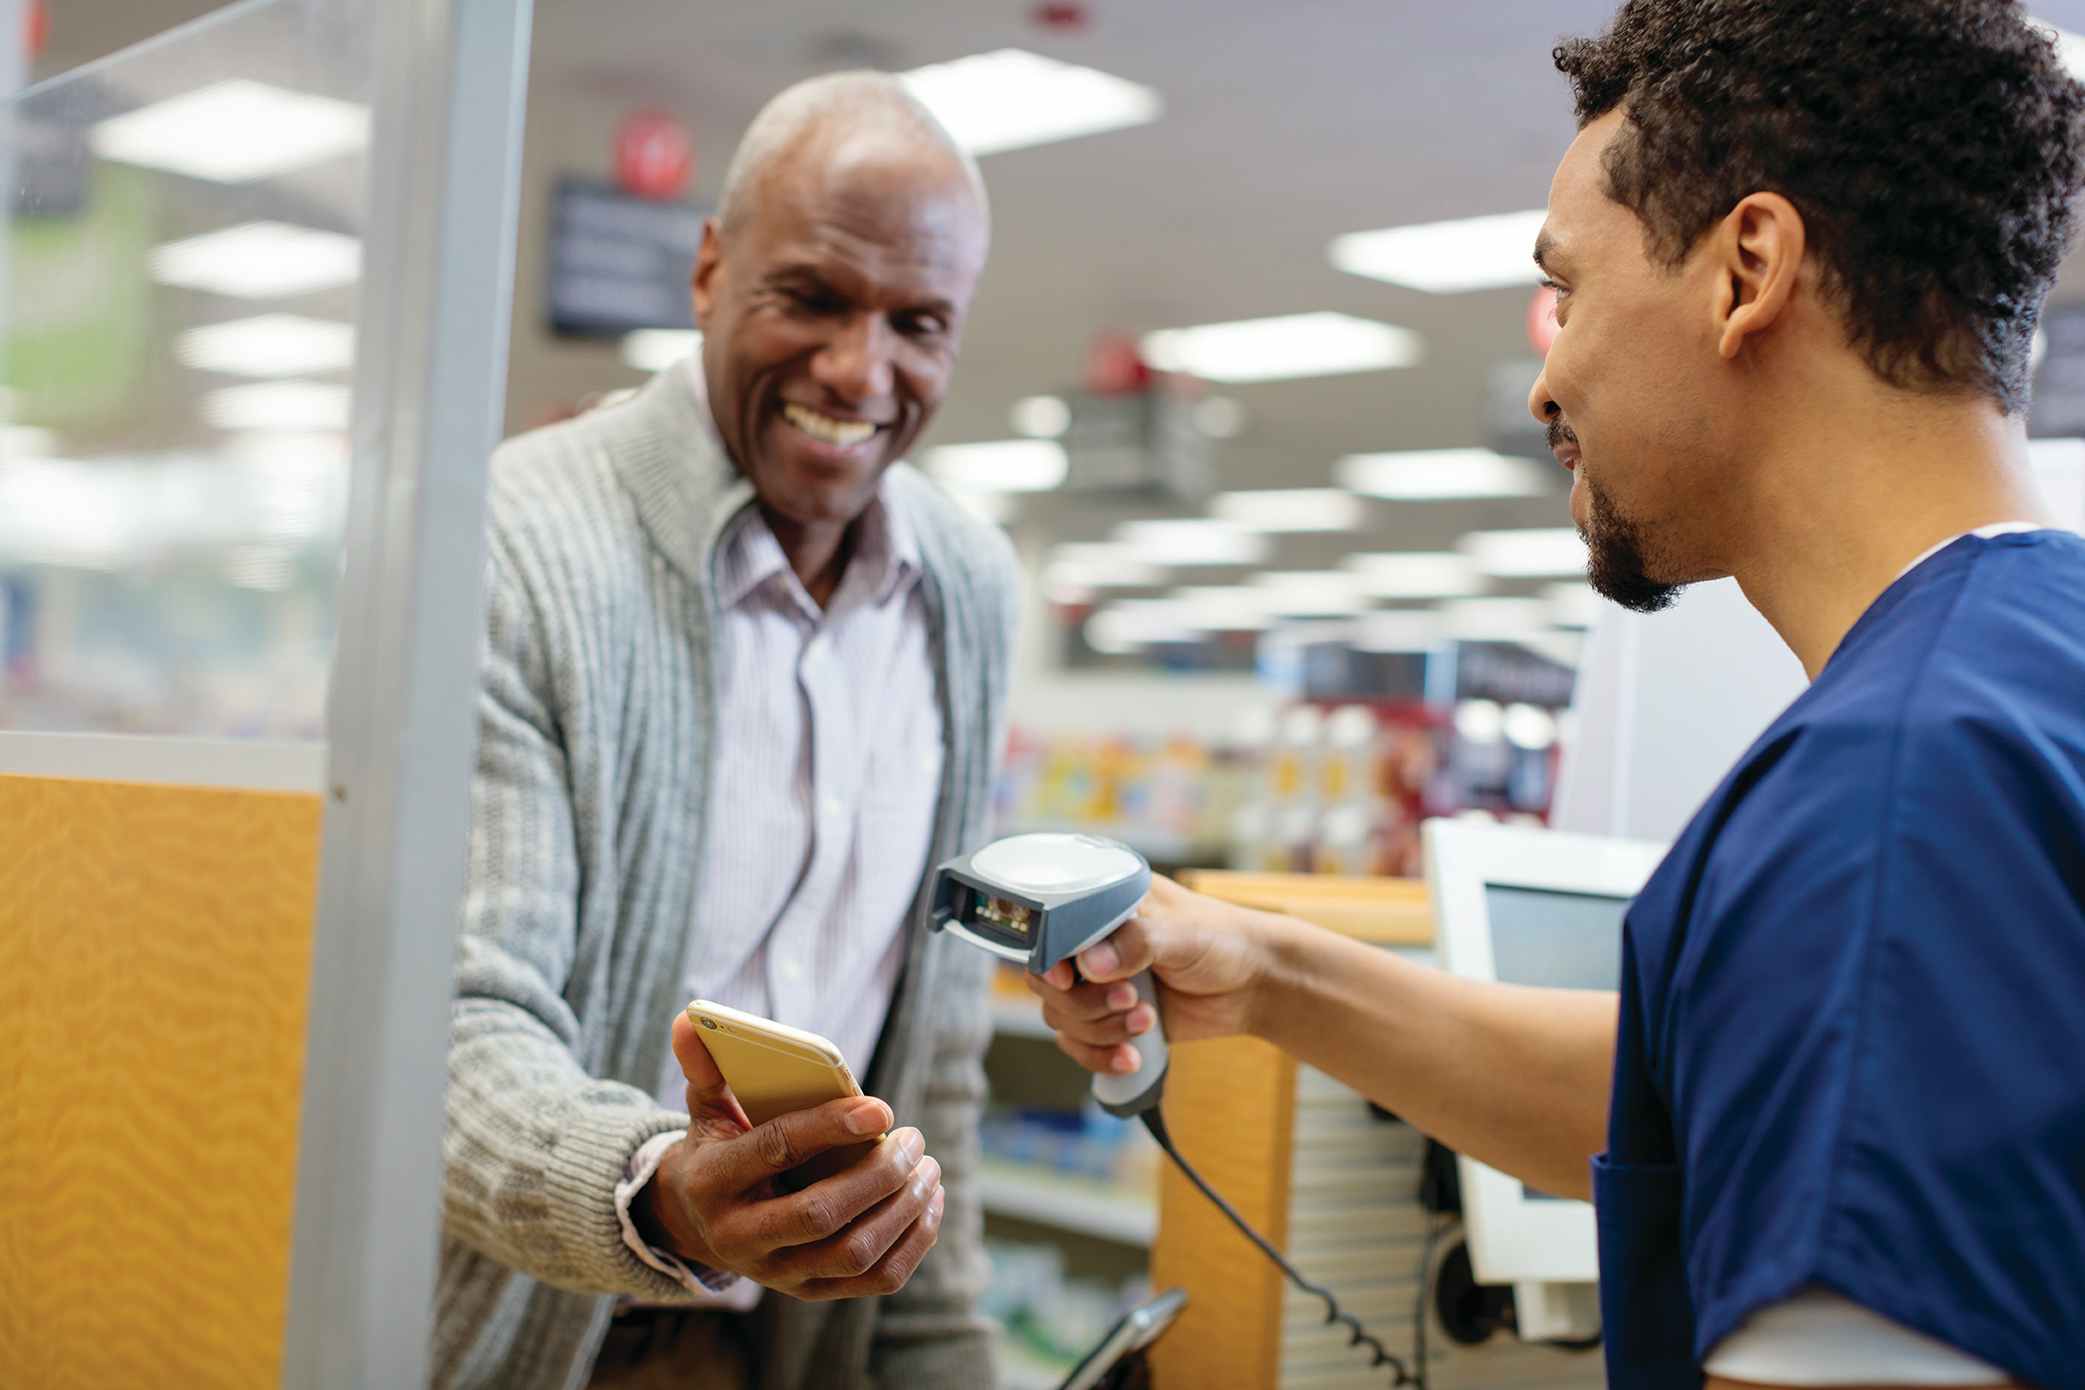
[1337, 447, 1552, 500]
[177, 315, 355, 377]
[1442, 597, 1554, 642]
[1046, 542, 1163, 591]
[91, 80, 369, 183]
[1141, 312, 1421, 384]
[1209, 487, 1366, 534]
[1011, 395, 1071, 438]
[1546, 581, 1604, 629]
[1352, 610, 1443, 652]
[622, 329, 701, 373]
[151, 222, 362, 299]
[2031, 18, 2085, 81]
[1344, 551, 1484, 599]
[1170, 587, 1276, 630]
[203, 382, 353, 432]
[1248, 570, 1370, 615]
[902, 49, 1161, 157]
[1460, 527, 1589, 578]
[1086, 599, 1208, 653]
[1329, 209, 1549, 294]
[1112, 518, 1270, 566]
[923, 438, 1068, 493]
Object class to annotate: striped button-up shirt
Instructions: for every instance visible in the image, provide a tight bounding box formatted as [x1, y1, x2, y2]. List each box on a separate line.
[614, 366, 945, 1304]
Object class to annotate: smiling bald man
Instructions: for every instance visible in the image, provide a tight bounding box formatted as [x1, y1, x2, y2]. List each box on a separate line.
[435, 73, 1018, 1390]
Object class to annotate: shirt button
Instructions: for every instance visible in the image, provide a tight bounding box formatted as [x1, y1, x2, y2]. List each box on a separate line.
[822, 795, 845, 821]
[778, 957, 804, 983]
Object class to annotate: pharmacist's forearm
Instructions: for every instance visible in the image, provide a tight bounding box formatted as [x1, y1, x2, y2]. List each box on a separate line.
[1251, 916, 1615, 1201]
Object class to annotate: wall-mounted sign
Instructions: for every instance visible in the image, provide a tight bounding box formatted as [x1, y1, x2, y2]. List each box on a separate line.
[547, 178, 706, 337]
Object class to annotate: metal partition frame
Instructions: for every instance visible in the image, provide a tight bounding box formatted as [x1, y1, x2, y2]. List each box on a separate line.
[282, 0, 532, 1383]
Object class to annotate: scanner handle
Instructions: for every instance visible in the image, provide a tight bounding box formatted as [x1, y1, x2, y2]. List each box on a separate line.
[1090, 968, 1169, 1117]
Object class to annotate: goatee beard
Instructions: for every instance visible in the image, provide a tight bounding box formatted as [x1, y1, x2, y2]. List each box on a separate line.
[1582, 474, 1681, 614]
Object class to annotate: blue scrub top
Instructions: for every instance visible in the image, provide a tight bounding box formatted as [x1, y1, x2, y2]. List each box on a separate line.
[1599, 531, 2085, 1388]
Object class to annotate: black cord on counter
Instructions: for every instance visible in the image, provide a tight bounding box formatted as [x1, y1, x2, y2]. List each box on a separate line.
[1138, 1108, 1417, 1388]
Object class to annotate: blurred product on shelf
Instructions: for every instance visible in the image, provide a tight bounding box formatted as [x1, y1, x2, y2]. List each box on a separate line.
[1224, 694, 1559, 879]
[990, 670, 1569, 881]
[984, 1239, 1153, 1390]
[992, 726, 1253, 868]
[979, 1101, 1162, 1191]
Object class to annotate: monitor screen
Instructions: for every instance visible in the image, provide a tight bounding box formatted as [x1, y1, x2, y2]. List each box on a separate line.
[1483, 885, 1629, 1201]
[1483, 885, 1627, 992]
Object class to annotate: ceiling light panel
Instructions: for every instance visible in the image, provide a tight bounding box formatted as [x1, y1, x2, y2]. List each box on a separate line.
[1441, 596, 1554, 642]
[151, 222, 362, 299]
[1046, 542, 1164, 590]
[1352, 610, 1444, 652]
[1344, 551, 1484, 599]
[1460, 527, 1590, 578]
[91, 80, 369, 183]
[922, 439, 1068, 493]
[1209, 488, 1366, 533]
[203, 381, 353, 432]
[902, 49, 1162, 157]
[1247, 570, 1369, 615]
[1113, 518, 1270, 567]
[1141, 312, 1421, 384]
[1329, 209, 1549, 294]
[1337, 448, 1552, 500]
[177, 315, 355, 377]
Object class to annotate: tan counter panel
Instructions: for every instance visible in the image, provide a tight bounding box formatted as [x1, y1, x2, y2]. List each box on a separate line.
[0, 773, 321, 1389]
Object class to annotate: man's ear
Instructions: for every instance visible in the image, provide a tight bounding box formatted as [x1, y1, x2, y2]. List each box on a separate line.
[1711, 192, 1806, 361]
[691, 217, 723, 328]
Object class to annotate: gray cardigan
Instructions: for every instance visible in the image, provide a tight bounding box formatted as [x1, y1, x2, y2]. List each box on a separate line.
[433, 364, 1018, 1390]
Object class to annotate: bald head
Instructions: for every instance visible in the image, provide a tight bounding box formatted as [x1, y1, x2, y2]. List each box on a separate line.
[716, 71, 987, 238]
[691, 71, 991, 548]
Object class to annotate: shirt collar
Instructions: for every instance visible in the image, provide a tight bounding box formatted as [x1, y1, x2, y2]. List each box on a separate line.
[1894, 521, 2046, 582]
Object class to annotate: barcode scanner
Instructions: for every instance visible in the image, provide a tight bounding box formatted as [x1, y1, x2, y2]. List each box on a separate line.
[930, 833, 1418, 1387]
[930, 832, 1166, 1116]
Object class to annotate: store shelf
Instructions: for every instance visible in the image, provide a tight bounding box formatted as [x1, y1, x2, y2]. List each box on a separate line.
[997, 1336, 1076, 1390]
[979, 1159, 1158, 1247]
[990, 997, 1056, 1040]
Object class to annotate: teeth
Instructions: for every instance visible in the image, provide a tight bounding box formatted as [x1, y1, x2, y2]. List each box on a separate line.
[784, 403, 876, 447]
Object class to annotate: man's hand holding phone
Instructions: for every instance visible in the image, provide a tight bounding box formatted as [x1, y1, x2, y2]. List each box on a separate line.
[635, 1011, 947, 1301]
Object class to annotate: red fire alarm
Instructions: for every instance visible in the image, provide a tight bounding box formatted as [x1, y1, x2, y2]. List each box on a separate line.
[26, 0, 48, 60]
[1032, 2, 1090, 31]
[615, 109, 694, 202]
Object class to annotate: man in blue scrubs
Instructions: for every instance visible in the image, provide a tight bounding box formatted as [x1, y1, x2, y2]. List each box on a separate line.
[1032, 2, 2085, 1385]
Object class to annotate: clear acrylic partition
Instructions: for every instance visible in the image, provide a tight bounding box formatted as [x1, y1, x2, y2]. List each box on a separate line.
[0, 0, 372, 739]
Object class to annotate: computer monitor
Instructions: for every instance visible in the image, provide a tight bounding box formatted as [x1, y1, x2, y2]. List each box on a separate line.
[1422, 819, 1666, 1286]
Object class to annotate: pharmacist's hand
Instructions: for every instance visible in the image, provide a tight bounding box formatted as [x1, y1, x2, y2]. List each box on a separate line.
[637, 1013, 946, 1301]
[1026, 874, 1272, 1076]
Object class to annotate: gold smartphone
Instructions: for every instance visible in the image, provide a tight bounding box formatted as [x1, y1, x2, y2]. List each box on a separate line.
[684, 999, 882, 1187]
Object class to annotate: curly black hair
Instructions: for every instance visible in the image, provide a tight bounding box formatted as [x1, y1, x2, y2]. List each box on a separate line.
[1555, 0, 2085, 412]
